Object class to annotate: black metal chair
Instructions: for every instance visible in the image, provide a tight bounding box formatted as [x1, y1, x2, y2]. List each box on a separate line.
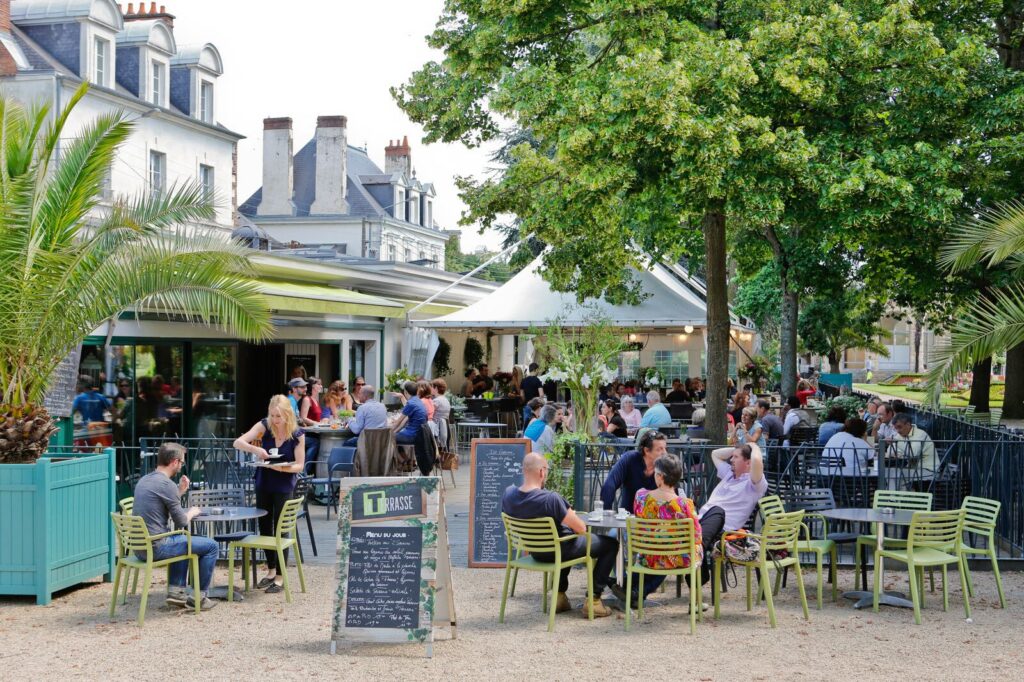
[292, 475, 317, 559]
[305, 446, 355, 519]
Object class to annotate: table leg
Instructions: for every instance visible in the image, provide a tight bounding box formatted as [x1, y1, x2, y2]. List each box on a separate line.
[841, 520, 913, 609]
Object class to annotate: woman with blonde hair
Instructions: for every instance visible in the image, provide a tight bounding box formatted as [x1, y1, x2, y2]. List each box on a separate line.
[322, 380, 353, 419]
[233, 395, 306, 594]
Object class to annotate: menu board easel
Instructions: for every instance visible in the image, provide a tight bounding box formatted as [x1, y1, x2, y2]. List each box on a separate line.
[468, 438, 531, 567]
[330, 477, 456, 658]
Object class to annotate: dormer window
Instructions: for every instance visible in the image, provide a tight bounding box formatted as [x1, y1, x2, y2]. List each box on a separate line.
[409, 195, 419, 224]
[200, 81, 214, 123]
[95, 37, 110, 86]
[396, 188, 406, 220]
[151, 61, 165, 106]
[426, 200, 433, 228]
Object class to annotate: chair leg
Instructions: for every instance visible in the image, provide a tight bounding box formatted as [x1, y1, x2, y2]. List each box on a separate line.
[138, 565, 153, 626]
[917, 567, 925, 608]
[761, 566, 777, 628]
[295, 542, 307, 593]
[908, 562, 922, 625]
[191, 556, 201, 616]
[689, 567, 699, 635]
[541, 572, 549, 614]
[548, 566, 558, 632]
[305, 510, 318, 557]
[295, 534, 305, 564]
[794, 561, 809, 621]
[962, 553, 975, 597]
[745, 565, 752, 611]
[278, 549, 292, 603]
[228, 544, 237, 602]
[989, 549, 1006, 608]
[243, 547, 251, 592]
[815, 552, 824, 609]
[941, 564, 949, 612]
[109, 563, 123, 618]
[637, 573, 645, 622]
[958, 555, 972, 620]
[499, 564, 513, 623]
[830, 547, 839, 602]
[510, 567, 520, 598]
[129, 567, 139, 596]
[713, 558, 722, 619]
[625, 569, 633, 631]
[872, 552, 882, 613]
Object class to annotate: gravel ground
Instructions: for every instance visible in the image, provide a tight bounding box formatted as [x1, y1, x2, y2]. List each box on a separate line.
[1, 564, 1021, 680]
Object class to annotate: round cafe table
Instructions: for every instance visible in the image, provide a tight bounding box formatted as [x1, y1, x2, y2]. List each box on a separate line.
[192, 506, 267, 601]
[819, 507, 916, 610]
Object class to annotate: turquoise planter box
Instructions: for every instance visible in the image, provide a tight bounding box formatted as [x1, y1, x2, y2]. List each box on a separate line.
[0, 448, 115, 604]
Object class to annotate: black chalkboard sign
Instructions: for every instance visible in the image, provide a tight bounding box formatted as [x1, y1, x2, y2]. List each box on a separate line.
[468, 438, 531, 568]
[43, 346, 82, 418]
[345, 526, 423, 629]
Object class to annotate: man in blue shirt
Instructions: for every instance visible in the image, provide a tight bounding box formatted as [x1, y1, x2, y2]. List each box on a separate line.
[392, 381, 427, 445]
[343, 385, 389, 446]
[72, 375, 110, 423]
[600, 430, 664, 511]
[639, 391, 671, 428]
[287, 378, 307, 419]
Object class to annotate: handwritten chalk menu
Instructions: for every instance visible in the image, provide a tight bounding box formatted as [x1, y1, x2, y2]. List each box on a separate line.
[345, 526, 422, 629]
[468, 439, 531, 568]
[43, 345, 82, 418]
[332, 477, 456, 658]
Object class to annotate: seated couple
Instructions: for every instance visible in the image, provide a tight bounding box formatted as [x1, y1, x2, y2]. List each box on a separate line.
[601, 431, 767, 604]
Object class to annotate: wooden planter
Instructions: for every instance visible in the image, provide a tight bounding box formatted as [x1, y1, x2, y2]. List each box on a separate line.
[0, 449, 115, 604]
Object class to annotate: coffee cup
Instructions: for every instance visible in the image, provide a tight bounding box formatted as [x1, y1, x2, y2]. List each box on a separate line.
[616, 507, 628, 519]
[268, 448, 279, 458]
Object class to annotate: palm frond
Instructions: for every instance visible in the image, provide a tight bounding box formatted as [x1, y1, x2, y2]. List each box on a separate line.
[925, 284, 1024, 403]
[941, 199, 1024, 273]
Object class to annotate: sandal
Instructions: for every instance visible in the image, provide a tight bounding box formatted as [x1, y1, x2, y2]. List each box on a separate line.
[256, 577, 276, 589]
[265, 582, 284, 594]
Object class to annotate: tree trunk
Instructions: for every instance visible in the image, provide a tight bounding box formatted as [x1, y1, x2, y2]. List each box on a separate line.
[703, 206, 729, 444]
[912, 318, 923, 373]
[780, 283, 799, 398]
[828, 352, 841, 374]
[1003, 343, 1024, 418]
[969, 357, 992, 413]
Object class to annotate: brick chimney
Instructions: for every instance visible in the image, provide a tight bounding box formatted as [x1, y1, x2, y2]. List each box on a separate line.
[123, 2, 175, 27]
[257, 117, 296, 217]
[310, 115, 349, 216]
[384, 135, 412, 177]
[0, 0, 11, 34]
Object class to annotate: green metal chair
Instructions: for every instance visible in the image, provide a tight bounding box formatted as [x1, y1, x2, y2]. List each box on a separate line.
[873, 509, 969, 624]
[960, 496, 1005, 608]
[758, 495, 838, 608]
[227, 498, 307, 603]
[116, 496, 141, 603]
[109, 513, 200, 625]
[855, 490, 932, 588]
[713, 509, 810, 628]
[624, 517, 702, 634]
[499, 513, 595, 632]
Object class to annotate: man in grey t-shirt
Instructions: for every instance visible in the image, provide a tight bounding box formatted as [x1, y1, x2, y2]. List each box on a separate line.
[133, 443, 219, 610]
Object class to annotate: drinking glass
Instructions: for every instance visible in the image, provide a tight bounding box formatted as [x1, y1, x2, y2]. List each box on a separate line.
[593, 501, 604, 517]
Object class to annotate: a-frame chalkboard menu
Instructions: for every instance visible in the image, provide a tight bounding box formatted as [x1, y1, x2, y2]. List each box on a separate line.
[468, 438, 531, 568]
[331, 477, 456, 658]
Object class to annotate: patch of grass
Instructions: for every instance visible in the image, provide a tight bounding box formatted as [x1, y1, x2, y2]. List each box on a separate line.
[854, 383, 1004, 408]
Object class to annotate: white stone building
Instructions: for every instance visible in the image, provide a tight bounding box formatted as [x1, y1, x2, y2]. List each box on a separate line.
[0, 0, 240, 229]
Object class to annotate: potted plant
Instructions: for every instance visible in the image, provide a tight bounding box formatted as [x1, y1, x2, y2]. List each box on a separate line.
[0, 85, 272, 604]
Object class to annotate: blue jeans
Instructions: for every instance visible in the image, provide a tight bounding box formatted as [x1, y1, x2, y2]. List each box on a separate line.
[343, 436, 359, 447]
[151, 534, 219, 592]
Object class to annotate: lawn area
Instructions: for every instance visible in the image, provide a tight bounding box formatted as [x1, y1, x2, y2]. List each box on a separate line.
[854, 383, 1004, 408]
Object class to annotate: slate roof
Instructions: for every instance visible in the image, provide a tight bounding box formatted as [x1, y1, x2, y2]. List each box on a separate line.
[239, 141, 422, 222]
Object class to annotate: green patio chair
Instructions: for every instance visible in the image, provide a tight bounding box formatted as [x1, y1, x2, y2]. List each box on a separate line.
[855, 490, 932, 588]
[758, 495, 838, 608]
[109, 513, 200, 625]
[960, 496, 1005, 608]
[624, 517, 701, 634]
[227, 497, 307, 603]
[499, 513, 595, 632]
[116, 496, 141, 603]
[873, 509, 968, 624]
[713, 509, 809, 628]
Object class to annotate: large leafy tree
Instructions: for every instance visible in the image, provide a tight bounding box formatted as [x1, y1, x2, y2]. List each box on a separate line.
[396, 1, 1000, 438]
[0, 85, 273, 462]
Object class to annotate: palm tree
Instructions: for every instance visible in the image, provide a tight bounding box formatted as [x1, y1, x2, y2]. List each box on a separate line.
[926, 199, 1024, 404]
[0, 84, 272, 462]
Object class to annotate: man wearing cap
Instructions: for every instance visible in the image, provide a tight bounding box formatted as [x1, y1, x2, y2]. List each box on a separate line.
[287, 378, 317, 427]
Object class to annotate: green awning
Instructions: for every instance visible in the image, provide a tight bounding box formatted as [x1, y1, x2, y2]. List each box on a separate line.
[256, 281, 404, 318]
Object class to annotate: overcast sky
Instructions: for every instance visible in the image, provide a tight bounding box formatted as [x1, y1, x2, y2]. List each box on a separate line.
[169, 0, 503, 252]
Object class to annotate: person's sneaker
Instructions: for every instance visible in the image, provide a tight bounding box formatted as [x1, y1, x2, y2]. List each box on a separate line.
[554, 591, 572, 613]
[581, 597, 612, 618]
[687, 600, 710, 614]
[165, 587, 189, 607]
[186, 594, 218, 611]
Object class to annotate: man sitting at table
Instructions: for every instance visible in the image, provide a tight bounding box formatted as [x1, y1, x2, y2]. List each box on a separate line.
[871, 402, 897, 442]
[697, 443, 768, 582]
[889, 413, 938, 474]
[639, 391, 672, 429]
[756, 399, 785, 442]
[392, 380, 427, 445]
[133, 443, 219, 610]
[502, 452, 618, 617]
[343, 384, 388, 447]
[600, 430, 662, 512]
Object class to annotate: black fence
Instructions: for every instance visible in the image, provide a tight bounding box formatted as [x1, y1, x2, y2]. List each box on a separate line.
[572, 435, 1024, 564]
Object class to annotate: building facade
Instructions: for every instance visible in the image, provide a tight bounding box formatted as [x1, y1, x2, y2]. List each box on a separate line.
[239, 118, 448, 266]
